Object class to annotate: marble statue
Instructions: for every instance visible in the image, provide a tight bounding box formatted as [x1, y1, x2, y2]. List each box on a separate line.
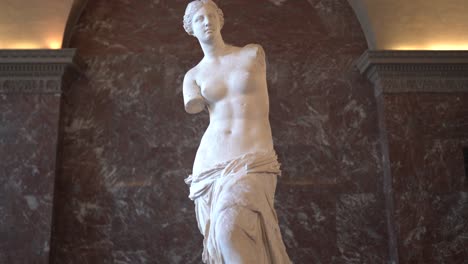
[182, 1, 291, 263]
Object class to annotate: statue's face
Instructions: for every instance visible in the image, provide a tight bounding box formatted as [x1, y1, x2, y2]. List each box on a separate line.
[191, 4, 221, 43]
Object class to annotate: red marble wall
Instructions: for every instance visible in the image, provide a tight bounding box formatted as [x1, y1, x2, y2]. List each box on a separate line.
[0, 94, 60, 264]
[383, 93, 468, 263]
[50, 0, 389, 263]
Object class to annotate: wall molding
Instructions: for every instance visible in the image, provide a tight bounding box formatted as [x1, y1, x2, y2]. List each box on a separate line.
[357, 50, 468, 95]
[0, 49, 84, 94]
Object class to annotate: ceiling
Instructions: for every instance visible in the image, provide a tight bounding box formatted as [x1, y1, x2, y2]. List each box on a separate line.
[1, 0, 467, 50]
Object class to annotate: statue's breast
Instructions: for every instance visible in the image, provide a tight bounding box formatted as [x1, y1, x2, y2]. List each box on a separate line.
[200, 74, 228, 103]
[198, 54, 264, 103]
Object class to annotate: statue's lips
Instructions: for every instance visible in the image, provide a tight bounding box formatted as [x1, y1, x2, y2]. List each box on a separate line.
[205, 28, 214, 34]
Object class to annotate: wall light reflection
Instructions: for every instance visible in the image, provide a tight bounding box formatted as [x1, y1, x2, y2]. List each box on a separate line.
[6, 42, 43, 49]
[1, 40, 63, 50]
[47, 40, 62, 49]
[393, 43, 468, 50]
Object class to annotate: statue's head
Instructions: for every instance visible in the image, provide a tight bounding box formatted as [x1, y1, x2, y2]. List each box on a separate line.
[183, 0, 224, 36]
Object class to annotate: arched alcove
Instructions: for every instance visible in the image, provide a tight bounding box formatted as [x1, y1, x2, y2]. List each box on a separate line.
[50, 1, 390, 263]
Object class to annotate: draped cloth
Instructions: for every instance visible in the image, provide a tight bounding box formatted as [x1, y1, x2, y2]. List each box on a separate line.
[185, 151, 291, 264]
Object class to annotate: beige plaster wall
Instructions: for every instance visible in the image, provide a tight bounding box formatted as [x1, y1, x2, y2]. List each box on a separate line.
[349, 0, 468, 50]
[0, 0, 74, 49]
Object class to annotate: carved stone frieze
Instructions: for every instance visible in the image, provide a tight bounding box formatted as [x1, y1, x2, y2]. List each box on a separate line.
[0, 49, 84, 94]
[357, 50, 468, 95]
[0, 78, 61, 93]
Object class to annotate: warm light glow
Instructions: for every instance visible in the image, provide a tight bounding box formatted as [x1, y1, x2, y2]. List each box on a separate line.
[426, 44, 468, 50]
[392, 46, 420, 50]
[392, 43, 468, 51]
[0, 0, 74, 49]
[47, 40, 62, 49]
[351, 0, 468, 50]
[7, 42, 43, 49]
[1, 40, 63, 49]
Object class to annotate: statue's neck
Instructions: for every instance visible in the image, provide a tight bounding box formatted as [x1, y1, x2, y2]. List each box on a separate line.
[199, 35, 228, 61]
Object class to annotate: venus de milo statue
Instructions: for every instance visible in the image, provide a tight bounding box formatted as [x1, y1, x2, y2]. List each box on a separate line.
[182, 1, 291, 263]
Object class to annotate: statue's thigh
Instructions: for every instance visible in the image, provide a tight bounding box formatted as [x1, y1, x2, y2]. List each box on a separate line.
[214, 206, 267, 263]
[216, 206, 261, 243]
[194, 196, 211, 235]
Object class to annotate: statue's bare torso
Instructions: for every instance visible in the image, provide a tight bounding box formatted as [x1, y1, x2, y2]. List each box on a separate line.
[183, 44, 273, 176]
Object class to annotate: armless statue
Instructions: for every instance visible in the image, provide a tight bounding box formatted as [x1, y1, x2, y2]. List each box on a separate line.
[182, 1, 291, 263]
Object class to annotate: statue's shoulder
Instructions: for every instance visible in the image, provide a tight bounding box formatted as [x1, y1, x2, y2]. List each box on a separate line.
[243, 43, 266, 67]
[184, 64, 200, 81]
[183, 65, 201, 89]
[244, 43, 264, 50]
[243, 43, 265, 57]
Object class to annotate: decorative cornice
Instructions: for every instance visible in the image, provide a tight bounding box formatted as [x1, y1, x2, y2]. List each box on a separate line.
[0, 49, 77, 62]
[357, 50, 468, 94]
[0, 49, 84, 94]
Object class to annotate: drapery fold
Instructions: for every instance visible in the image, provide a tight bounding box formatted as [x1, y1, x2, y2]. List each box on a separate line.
[185, 151, 291, 264]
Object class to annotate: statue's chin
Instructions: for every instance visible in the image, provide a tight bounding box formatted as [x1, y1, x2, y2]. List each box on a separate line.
[199, 33, 219, 44]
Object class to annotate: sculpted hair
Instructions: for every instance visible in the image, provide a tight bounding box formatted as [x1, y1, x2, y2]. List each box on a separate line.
[183, 0, 224, 36]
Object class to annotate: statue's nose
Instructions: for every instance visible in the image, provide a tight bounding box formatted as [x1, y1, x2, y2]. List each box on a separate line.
[204, 17, 212, 27]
